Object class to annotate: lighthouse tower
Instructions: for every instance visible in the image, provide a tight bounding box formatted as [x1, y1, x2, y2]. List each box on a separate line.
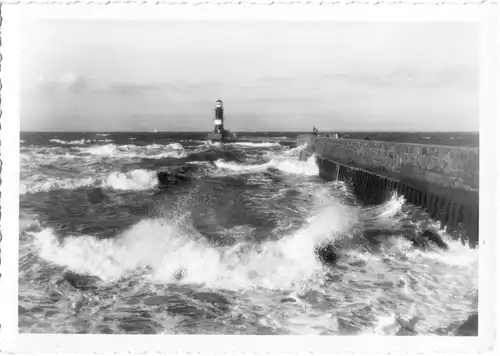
[207, 98, 235, 142]
[214, 99, 224, 133]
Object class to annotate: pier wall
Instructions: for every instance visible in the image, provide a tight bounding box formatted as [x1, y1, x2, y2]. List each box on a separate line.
[297, 134, 479, 247]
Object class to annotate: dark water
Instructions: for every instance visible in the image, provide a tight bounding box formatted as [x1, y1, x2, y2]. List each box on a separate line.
[19, 131, 478, 335]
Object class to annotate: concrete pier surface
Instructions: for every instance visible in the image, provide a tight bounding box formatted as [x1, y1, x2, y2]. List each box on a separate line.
[297, 134, 479, 247]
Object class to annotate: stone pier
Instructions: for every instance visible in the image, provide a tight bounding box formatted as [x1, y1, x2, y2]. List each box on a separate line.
[297, 134, 479, 247]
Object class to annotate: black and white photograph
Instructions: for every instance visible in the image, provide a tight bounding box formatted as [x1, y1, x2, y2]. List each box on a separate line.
[0, 2, 497, 354]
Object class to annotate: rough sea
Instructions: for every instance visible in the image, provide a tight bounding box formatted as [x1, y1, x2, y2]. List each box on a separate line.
[19, 131, 478, 335]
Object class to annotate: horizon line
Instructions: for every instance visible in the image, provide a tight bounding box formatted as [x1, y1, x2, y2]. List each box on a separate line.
[20, 129, 480, 133]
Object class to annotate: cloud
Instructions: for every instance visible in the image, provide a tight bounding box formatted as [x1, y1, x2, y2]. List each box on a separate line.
[254, 65, 476, 91]
[60, 72, 77, 86]
[110, 82, 163, 97]
[322, 66, 476, 89]
[37, 72, 88, 93]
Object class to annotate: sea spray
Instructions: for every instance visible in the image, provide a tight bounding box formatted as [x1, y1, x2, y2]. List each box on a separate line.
[214, 154, 318, 177]
[77, 143, 186, 159]
[228, 142, 281, 148]
[33, 199, 356, 290]
[20, 169, 159, 194]
[104, 169, 158, 191]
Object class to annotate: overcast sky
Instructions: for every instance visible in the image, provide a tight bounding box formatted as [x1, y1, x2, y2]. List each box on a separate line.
[20, 20, 478, 132]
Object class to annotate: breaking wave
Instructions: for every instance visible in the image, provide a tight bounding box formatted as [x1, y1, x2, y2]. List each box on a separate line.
[228, 142, 281, 148]
[214, 154, 318, 176]
[76, 143, 186, 159]
[104, 169, 158, 191]
[20, 169, 158, 194]
[49, 138, 113, 145]
[20, 176, 97, 195]
[21, 142, 187, 164]
[33, 201, 355, 290]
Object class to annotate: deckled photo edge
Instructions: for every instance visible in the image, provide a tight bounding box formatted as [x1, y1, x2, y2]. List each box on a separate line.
[0, 2, 498, 355]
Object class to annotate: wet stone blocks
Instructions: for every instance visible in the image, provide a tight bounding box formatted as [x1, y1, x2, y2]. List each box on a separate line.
[303, 136, 478, 190]
[300, 137, 479, 248]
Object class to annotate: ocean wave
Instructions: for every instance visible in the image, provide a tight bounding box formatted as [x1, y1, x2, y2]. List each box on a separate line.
[38, 192, 479, 290]
[214, 154, 318, 176]
[20, 151, 83, 174]
[22, 146, 72, 155]
[186, 139, 210, 144]
[76, 143, 186, 159]
[214, 160, 270, 173]
[228, 142, 281, 148]
[408, 228, 478, 269]
[282, 143, 307, 157]
[20, 169, 159, 195]
[19, 134, 479, 335]
[21, 150, 70, 163]
[104, 169, 158, 191]
[20, 176, 97, 195]
[49, 138, 115, 145]
[22, 142, 185, 161]
[196, 140, 222, 149]
[20, 211, 43, 233]
[360, 193, 406, 226]
[271, 155, 319, 176]
[32, 201, 355, 289]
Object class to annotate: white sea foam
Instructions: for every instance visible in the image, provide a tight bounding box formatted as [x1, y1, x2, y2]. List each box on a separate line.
[49, 138, 95, 145]
[201, 140, 222, 148]
[20, 169, 159, 194]
[283, 143, 308, 157]
[271, 155, 318, 175]
[214, 154, 318, 177]
[360, 193, 406, 229]
[33, 201, 355, 289]
[49, 138, 115, 145]
[103, 169, 158, 191]
[83, 144, 118, 156]
[35, 192, 475, 297]
[229, 142, 281, 148]
[78, 142, 186, 159]
[214, 160, 271, 173]
[20, 176, 97, 195]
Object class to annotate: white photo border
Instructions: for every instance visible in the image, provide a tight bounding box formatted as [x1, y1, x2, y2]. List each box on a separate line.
[0, 1, 498, 355]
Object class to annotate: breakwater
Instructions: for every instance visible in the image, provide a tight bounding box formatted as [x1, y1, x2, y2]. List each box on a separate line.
[297, 134, 479, 247]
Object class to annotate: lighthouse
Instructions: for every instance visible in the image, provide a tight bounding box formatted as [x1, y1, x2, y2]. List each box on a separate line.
[214, 99, 224, 133]
[207, 98, 236, 142]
